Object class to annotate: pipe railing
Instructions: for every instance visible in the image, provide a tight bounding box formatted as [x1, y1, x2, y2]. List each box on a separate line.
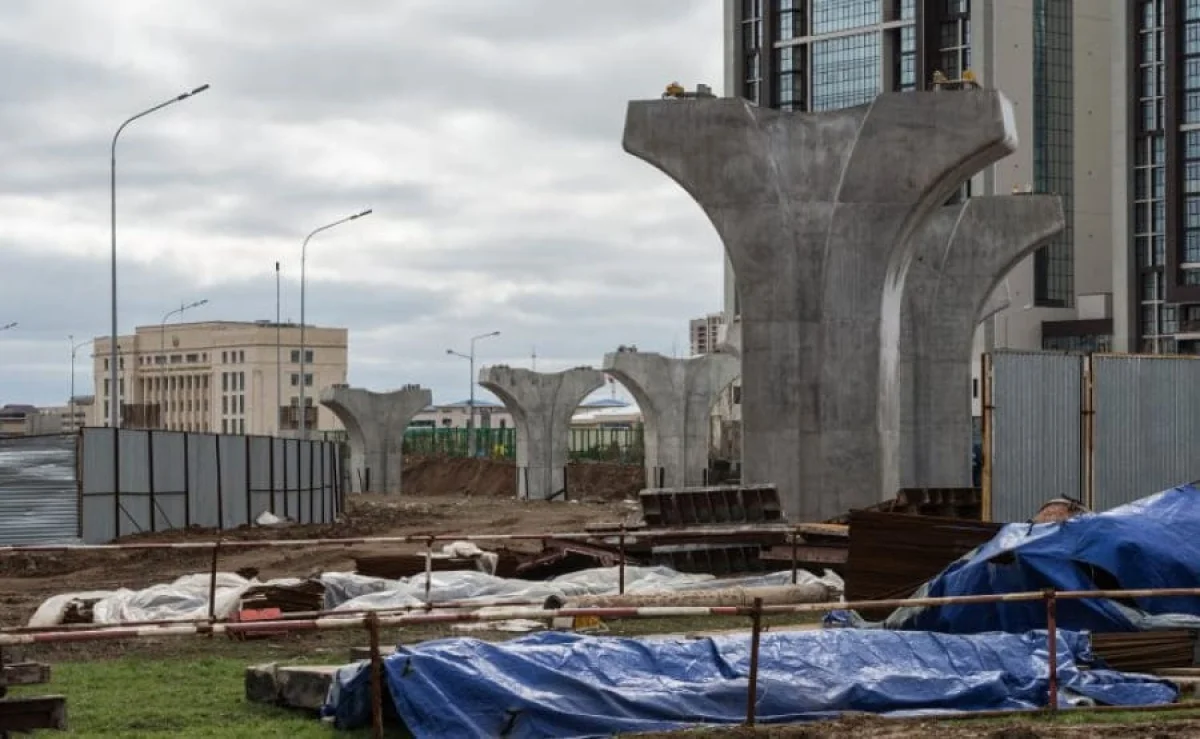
[12, 586, 1200, 736]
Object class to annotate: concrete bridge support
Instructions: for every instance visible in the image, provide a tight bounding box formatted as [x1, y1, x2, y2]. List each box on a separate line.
[622, 90, 1017, 519]
[603, 348, 738, 489]
[478, 366, 604, 500]
[320, 384, 432, 494]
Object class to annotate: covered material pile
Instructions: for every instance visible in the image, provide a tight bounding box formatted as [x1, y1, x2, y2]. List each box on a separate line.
[830, 483, 1200, 634]
[321, 628, 1177, 736]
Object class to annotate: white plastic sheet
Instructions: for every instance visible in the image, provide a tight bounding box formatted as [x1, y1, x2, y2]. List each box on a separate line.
[29, 563, 844, 627]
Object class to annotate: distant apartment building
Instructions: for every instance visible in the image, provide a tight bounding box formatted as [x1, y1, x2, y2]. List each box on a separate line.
[91, 320, 348, 435]
[689, 312, 726, 356]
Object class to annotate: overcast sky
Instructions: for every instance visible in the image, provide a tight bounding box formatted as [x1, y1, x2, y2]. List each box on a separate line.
[0, 1, 726, 408]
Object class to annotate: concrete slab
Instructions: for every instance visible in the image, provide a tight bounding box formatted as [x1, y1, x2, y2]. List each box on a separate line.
[899, 195, 1064, 489]
[245, 663, 345, 711]
[320, 384, 432, 494]
[2, 662, 50, 686]
[623, 91, 1017, 519]
[603, 348, 738, 488]
[479, 366, 604, 499]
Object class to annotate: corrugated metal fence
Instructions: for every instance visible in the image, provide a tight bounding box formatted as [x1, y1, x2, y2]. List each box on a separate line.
[984, 351, 1200, 522]
[0, 434, 79, 545]
[79, 428, 342, 543]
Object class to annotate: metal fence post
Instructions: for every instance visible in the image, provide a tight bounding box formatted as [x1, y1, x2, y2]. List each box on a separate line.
[208, 541, 221, 625]
[1045, 588, 1059, 712]
[790, 532, 798, 585]
[367, 612, 384, 738]
[215, 437, 225, 530]
[112, 426, 121, 539]
[618, 525, 627, 595]
[182, 432, 191, 527]
[244, 435, 253, 526]
[745, 597, 764, 726]
[268, 437, 277, 515]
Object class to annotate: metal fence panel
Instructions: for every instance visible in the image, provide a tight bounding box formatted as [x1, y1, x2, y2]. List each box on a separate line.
[150, 431, 187, 531]
[990, 351, 1084, 522]
[80, 428, 117, 542]
[79, 430, 341, 542]
[187, 433, 220, 529]
[0, 434, 80, 545]
[1093, 354, 1200, 511]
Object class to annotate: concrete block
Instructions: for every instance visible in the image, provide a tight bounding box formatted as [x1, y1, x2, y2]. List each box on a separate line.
[603, 348, 738, 488]
[2, 662, 50, 686]
[899, 196, 1064, 489]
[479, 366, 604, 500]
[320, 384, 432, 494]
[244, 663, 343, 711]
[623, 91, 1017, 520]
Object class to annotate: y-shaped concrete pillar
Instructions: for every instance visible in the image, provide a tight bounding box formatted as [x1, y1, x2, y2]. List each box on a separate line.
[603, 349, 739, 489]
[478, 366, 604, 500]
[320, 384, 432, 494]
[624, 92, 1017, 521]
[899, 195, 1064, 490]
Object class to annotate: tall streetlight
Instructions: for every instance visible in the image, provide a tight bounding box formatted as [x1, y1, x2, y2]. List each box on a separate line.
[298, 208, 372, 440]
[446, 330, 500, 457]
[110, 83, 211, 430]
[0, 322, 15, 332]
[68, 335, 90, 431]
[160, 299, 209, 353]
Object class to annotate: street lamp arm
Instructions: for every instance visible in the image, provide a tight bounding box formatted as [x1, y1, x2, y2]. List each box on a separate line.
[110, 85, 211, 160]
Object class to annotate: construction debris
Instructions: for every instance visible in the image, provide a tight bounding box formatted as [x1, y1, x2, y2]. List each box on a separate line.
[239, 580, 325, 614]
[2, 662, 50, 687]
[1091, 630, 1197, 674]
[844, 510, 1002, 619]
[245, 663, 345, 712]
[832, 487, 983, 522]
[639, 484, 784, 526]
[514, 538, 634, 580]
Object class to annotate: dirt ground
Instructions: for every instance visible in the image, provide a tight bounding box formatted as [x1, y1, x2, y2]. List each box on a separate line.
[640, 714, 1200, 737]
[0, 458, 645, 630]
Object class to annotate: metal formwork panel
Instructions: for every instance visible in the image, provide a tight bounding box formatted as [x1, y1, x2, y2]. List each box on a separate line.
[1092, 354, 1200, 512]
[0, 435, 79, 545]
[639, 484, 783, 527]
[989, 351, 1084, 523]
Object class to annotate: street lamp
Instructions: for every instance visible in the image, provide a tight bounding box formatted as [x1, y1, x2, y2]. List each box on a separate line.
[0, 322, 16, 332]
[298, 208, 372, 440]
[160, 299, 209, 353]
[446, 330, 500, 457]
[110, 83, 210, 430]
[68, 335, 90, 431]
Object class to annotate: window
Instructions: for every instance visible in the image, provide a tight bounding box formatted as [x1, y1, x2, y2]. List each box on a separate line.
[290, 373, 299, 387]
[186, 353, 199, 363]
[1032, 0, 1074, 307]
[222, 396, 228, 414]
[304, 373, 313, 387]
[221, 372, 229, 392]
[239, 350, 245, 363]
[104, 358, 109, 371]
[222, 419, 228, 434]
[239, 395, 245, 414]
[222, 351, 227, 363]
[290, 350, 300, 363]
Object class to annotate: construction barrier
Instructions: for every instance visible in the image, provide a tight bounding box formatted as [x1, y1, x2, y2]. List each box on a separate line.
[8, 587, 1200, 737]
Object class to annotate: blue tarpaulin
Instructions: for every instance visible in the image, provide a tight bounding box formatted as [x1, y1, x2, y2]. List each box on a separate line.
[828, 483, 1200, 634]
[322, 628, 1176, 737]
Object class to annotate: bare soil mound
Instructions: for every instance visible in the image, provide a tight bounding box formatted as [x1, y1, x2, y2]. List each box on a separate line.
[401, 456, 645, 500]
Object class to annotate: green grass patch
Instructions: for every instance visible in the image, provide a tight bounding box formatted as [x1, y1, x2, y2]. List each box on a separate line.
[12, 656, 368, 739]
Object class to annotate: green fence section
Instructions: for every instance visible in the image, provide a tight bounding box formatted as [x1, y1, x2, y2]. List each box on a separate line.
[402, 425, 644, 463]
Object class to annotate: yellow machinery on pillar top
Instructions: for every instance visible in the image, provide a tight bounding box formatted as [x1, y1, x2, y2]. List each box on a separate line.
[931, 69, 981, 91]
[662, 81, 717, 100]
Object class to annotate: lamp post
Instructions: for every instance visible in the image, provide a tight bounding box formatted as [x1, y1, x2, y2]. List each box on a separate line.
[159, 299, 209, 353]
[68, 336, 90, 431]
[446, 330, 500, 457]
[276, 261, 282, 436]
[0, 322, 16, 332]
[110, 83, 210, 430]
[298, 209, 372, 440]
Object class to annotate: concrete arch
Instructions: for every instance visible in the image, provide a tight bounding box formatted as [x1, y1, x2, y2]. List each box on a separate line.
[320, 384, 432, 494]
[478, 366, 604, 500]
[603, 348, 738, 489]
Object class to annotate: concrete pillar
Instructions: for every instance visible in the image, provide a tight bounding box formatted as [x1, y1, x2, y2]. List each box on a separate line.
[319, 384, 432, 495]
[623, 91, 1017, 521]
[602, 349, 739, 489]
[478, 366, 604, 500]
[900, 195, 1065, 490]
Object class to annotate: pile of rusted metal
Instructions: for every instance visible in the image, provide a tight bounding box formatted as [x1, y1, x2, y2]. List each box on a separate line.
[239, 580, 326, 614]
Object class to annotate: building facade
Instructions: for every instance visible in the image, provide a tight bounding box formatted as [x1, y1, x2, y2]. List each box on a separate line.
[689, 312, 726, 355]
[91, 321, 348, 435]
[1112, 0, 1200, 354]
[723, 0, 1116, 418]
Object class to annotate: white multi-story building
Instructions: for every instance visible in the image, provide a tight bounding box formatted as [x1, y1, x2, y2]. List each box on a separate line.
[91, 320, 348, 435]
